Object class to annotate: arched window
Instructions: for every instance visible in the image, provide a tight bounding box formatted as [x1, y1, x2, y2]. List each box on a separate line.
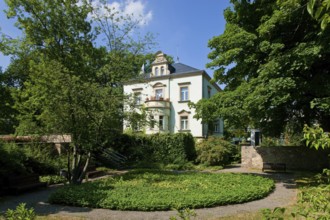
[161, 66, 165, 75]
[155, 67, 159, 76]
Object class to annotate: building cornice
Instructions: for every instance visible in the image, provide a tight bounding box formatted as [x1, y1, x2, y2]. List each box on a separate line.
[124, 70, 222, 92]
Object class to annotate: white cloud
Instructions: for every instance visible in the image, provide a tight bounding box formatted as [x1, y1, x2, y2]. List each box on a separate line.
[123, 0, 153, 26]
[90, 0, 152, 27]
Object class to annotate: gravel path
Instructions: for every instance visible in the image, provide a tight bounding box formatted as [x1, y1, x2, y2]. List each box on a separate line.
[0, 166, 297, 220]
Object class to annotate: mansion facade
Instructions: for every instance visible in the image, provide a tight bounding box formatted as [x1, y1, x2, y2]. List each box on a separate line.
[123, 51, 223, 138]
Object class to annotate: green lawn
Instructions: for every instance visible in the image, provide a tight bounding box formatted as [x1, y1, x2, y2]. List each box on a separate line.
[49, 170, 274, 211]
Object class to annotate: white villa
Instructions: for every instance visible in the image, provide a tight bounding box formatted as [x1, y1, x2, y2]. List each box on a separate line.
[123, 51, 223, 138]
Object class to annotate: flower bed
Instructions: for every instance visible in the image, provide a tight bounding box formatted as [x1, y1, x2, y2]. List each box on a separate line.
[49, 170, 274, 211]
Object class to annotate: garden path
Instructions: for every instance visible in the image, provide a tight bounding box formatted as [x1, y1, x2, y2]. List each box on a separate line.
[0, 166, 297, 220]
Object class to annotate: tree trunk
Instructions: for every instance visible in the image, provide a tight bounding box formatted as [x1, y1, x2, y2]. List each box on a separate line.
[67, 145, 92, 185]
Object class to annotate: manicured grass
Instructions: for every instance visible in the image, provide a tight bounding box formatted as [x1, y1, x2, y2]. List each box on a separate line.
[49, 170, 274, 211]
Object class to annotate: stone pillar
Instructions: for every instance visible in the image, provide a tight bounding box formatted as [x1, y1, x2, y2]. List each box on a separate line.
[55, 143, 62, 155]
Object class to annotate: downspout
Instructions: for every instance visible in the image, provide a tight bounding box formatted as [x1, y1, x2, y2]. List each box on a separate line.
[168, 75, 171, 133]
[202, 73, 205, 137]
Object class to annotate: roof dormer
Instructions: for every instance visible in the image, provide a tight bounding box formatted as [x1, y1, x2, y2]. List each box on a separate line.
[151, 51, 170, 77]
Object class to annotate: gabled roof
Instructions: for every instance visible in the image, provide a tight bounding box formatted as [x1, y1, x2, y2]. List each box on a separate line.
[170, 63, 200, 75]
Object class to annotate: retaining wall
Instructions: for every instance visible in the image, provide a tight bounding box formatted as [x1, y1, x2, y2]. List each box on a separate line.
[241, 145, 330, 171]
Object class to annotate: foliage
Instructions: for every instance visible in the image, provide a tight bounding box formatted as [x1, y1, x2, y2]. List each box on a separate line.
[169, 208, 197, 220]
[188, 99, 219, 136]
[0, 142, 27, 176]
[261, 130, 303, 147]
[25, 146, 66, 175]
[109, 133, 196, 166]
[0, 142, 66, 178]
[292, 184, 330, 219]
[1, 0, 154, 184]
[5, 203, 36, 220]
[49, 170, 274, 211]
[307, 0, 330, 30]
[304, 124, 330, 149]
[0, 68, 17, 134]
[163, 162, 195, 171]
[260, 207, 286, 220]
[261, 169, 330, 220]
[315, 168, 330, 184]
[196, 137, 237, 166]
[39, 175, 67, 185]
[205, 0, 330, 136]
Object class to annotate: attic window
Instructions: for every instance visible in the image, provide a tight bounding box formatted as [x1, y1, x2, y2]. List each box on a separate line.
[161, 66, 165, 75]
[155, 67, 159, 76]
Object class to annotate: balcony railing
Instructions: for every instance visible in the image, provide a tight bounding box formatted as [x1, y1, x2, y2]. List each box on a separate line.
[145, 97, 170, 108]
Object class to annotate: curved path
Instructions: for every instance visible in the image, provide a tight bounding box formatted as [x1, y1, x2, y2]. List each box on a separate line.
[0, 166, 297, 220]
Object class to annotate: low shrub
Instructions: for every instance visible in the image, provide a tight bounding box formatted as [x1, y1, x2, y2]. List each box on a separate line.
[261, 169, 330, 219]
[0, 143, 28, 176]
[40, 175, 67, 185]
[170, 208, 197, 220]
[49, 170, 274, 211]
[196, 137, 237, 166]
[5, 203, 36, 220]
[23, 144, 67, 175]
[0, 142, 66, 178]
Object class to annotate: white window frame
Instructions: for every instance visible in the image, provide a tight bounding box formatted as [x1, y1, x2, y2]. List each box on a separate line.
[155, 88, 163, 100]
[180, 116, 189, 130]
[134, 92, 142, 105]
[180, 87, 189, 101]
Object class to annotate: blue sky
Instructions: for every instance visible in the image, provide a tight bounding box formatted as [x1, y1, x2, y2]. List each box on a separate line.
[0, 0, 231, 76]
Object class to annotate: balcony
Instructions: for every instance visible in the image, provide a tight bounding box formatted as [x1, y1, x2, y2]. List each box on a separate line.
[145, 97, 170, 109]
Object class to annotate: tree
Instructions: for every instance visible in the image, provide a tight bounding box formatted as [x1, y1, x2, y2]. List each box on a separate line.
[1, 0, 153, 184]
[304, 124, 330, 149]
[188, 99, 219, 137]
[0, 67, 17, 134]
[205, 0, 330, 137]
[307, 0, 330, 30]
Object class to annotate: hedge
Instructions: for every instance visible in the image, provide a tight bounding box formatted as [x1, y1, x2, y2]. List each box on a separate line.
[108, 133, 196, 166]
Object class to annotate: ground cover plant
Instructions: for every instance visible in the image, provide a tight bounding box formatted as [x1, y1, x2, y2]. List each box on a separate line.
[49, 170, 274, 211]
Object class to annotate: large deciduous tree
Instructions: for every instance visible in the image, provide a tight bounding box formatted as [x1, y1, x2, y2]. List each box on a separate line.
[0, 67, 17, 134]
[204, 0, 330, 137]
[1, 0, 153, 184]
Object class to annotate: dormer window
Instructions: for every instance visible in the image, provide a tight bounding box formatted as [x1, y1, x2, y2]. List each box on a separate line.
[155, 67, 159, 76]
[151, 51, 169, 77]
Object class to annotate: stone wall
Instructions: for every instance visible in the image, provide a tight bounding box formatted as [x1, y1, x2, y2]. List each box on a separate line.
[241, 145, 330, 171]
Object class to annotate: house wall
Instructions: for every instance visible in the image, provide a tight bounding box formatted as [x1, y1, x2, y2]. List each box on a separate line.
[201, 76, 224, 136]
[123, 73, 222, 138]
[124, 74, 205, 137]
[170, 75, 203, 137]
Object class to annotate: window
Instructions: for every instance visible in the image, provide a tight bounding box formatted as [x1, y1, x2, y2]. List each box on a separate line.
[180, 116, 188, 130]
[155, 67, 159, 76]
[208, 87, 211, 98]
[214, 120, 220, 133]
[180, 87, 189, 101]
[132, 122, 140, 131]
[159, 116, 164, 130]
[155, 89, 163, 100]
[150, 116, 155, 130]
[161, 66, 165, 75]
[135, 93, 142, 105]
